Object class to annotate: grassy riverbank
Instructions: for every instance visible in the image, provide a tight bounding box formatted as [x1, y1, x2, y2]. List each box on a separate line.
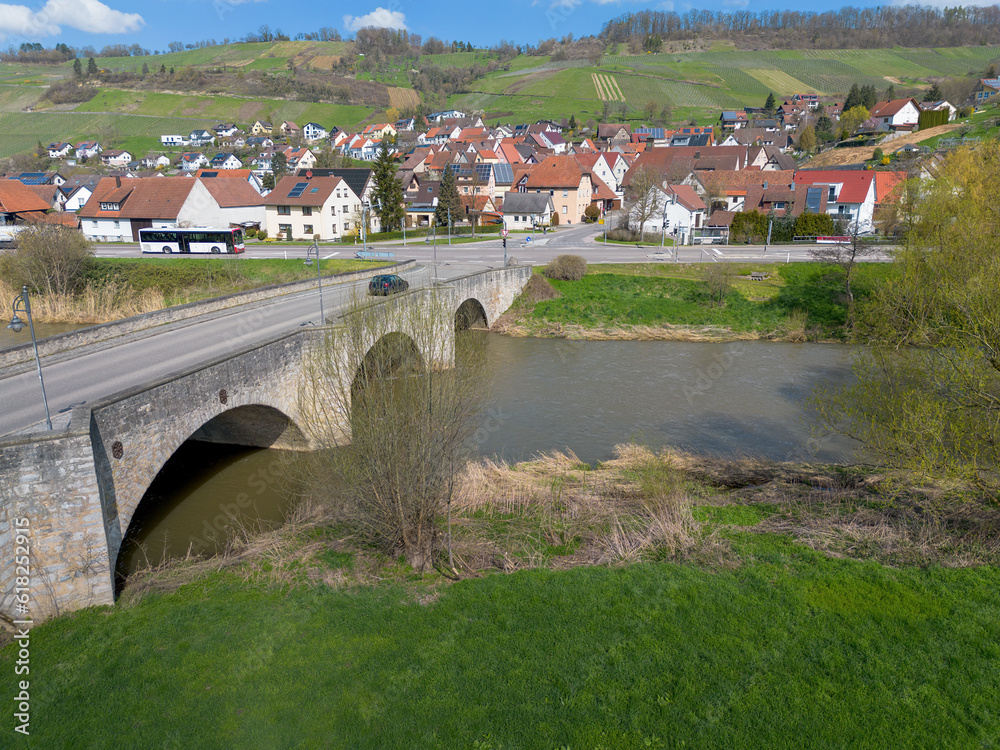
[497, 262, 888, 342]
[4, 446, 998, 748]
[0, 257, 389, 324]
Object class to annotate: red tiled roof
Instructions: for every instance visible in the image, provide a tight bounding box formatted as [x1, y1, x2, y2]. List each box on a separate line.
[79, 177, 198, 219]
[793, 170, 875, 204]
[874, 171, 908, 204]
[0, 180, 51, 213]
[525, 155, 583, 189]
[667, 185, 706, 212]
[199, 178, 264, 208]
[869, 98, 919, 118]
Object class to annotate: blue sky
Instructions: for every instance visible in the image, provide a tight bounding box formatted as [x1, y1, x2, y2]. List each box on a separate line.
[0, 0, 986, 53]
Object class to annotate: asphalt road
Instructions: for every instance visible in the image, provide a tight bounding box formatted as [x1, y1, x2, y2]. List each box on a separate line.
[94, 223, 889, 266]
[0, 265, 438, 437]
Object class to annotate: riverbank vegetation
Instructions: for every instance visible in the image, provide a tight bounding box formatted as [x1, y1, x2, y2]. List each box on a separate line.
[4, 443, 999, 747]
[496, 261, 888, 342]
[0, 238, 387, 324]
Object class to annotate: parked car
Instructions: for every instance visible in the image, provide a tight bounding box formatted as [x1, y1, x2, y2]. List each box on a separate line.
[368, 274, 410, 295]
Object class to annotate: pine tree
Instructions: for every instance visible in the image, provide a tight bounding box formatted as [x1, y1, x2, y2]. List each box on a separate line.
[72, 58, 82, 79]
[434, 165, 463, 228]
[569, 114, 577, 131]
[371, 141, 405, 233]
[844, 83, 861, 111]
[86, 57, 98, 78]
[860, 84, 877, 109]
[764, 91, 776, 115]
[924, 83, 943, 102]
[884, 84, 896, 101]
[141, 62, 150, 76]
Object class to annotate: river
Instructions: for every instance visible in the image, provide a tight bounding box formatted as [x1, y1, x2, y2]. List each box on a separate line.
[116, 335, 858, 580]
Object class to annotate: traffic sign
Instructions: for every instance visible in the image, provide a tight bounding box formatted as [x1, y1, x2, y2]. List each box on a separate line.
[500, 228, 509, 238]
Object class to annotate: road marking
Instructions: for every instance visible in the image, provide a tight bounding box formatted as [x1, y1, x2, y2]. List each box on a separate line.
[322, 252, 340, 259]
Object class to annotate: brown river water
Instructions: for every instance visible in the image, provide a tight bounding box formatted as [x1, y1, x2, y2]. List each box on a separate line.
[115, 334, 858, 580]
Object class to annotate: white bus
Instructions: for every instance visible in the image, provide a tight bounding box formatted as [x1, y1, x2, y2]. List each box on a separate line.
[139, 227, 246, 254]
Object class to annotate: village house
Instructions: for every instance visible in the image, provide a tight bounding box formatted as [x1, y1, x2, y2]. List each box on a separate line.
[100, 149, 132, 168]
[47, 142, 72, 159]
[251, 120, 273, 136]
[75, 141, 102, 160]
[79, 176, 260, 241]
[868, 98, 922, 132]
[279, 121, 301, 138]
[974, 78, 1000, 103]
[188, 130, 215, 147]
[179, 152, 209, 172]
[160, 135, 185, 146]
[214, 124, 240, 138]
[500, 192, 554, 230]
[517, 155, 594, 225]
[262, 174, 364, 241]
[210, 153, 243, 170]
[793, 170, 878, 231]
[303, 123, 328, 142]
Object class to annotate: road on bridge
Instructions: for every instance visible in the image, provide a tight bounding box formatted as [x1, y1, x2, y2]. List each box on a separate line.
[0, 264, 446, 437]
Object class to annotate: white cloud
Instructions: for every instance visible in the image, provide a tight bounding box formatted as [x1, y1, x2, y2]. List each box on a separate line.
[657, 1, 675, 10]
[343, 8, 408, 33]
[0, 0, 143, 38]
[722, 0, 749, 7]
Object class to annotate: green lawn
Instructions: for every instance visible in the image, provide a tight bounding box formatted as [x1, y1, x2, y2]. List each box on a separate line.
[524, 263, 888, 337]
[3, 532, 997, 748]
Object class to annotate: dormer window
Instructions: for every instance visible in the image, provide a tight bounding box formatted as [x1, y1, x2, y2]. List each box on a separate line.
[99, 202, 120, 211]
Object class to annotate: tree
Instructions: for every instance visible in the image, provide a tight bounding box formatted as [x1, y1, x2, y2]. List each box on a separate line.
[141, 62, 149, 76]
[261, 172, 275, 191]
[371, 141, 405, 233]
[839, 105, 870, 139]
[86, 57, 98, 78]
[72, 58, 82, 79]
[814, 142, 1000, 492]
[297, 290, 488, 570]
[623, 165, 662, 239]
[859, 84, 877, 109]
[702, 263, 734, 307]
[764, 91, 776, 116]
[809, 220, 880, 328]
[844, 83, 862, 111]
[884, 84, 895, 101]
[0, 224, 93, 297]
[434, 165, 463, 228]
[923, 83, 943, 102]
[645, 100, 658, 122]
[569, 114, 577, 131]
[271, 151, 288, 181]
[798, 124, 817, 153]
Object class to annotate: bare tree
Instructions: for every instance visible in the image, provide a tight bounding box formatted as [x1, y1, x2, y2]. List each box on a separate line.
[810, 220, 880, 327]
[624, 165, 663, 239]
[297, 290, 489, 571]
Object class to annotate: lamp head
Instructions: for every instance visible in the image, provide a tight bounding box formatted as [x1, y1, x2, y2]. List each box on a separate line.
[303, 258, 313, 267]
[7, 314, 24, 334]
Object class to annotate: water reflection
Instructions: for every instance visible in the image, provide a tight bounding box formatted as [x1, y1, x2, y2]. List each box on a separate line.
[476, 336, 858, 465]
[115, 441, 295, 586]
[116, 336, 859, 581]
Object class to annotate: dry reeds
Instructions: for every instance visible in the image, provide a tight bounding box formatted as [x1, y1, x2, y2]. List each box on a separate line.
[0, 279, 165, 324]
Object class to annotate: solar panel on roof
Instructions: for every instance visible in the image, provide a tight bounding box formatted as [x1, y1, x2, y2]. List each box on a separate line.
[310, 187, 319, 192]
[805, 187, 822, 213]
[287, 182, 309, 198]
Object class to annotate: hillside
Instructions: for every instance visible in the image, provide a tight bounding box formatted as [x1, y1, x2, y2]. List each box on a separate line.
[0, 41, 996, 159]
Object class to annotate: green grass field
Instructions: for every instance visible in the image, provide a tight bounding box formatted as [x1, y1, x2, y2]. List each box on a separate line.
[522, 263, 887, 339]
[2, 528, 997, 748]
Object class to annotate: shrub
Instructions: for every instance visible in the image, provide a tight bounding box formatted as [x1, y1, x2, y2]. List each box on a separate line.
[872, 147, 884, 162]
[584, 204, 600, 223]
[257, 229, 268, 240]
[0, 224, 93, 295]
[244, 228, 256, 239]
[550, 212, 560, 226]
[543, 254, 587, 281]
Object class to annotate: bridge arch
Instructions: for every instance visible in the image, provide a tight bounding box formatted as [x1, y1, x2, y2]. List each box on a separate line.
[455, 298, 489, 330]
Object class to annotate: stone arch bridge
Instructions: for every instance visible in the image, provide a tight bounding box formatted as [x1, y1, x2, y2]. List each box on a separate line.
[0, 266, 531, 620]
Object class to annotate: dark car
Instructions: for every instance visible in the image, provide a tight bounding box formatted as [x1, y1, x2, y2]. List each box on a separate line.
[368, 274, 410, 296]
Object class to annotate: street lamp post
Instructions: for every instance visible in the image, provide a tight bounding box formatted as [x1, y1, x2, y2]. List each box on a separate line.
[362, 200, 370, 254]
[447, 206, 452, 245]
[303, 241, 325, 323]
[7, 286, 52, 430]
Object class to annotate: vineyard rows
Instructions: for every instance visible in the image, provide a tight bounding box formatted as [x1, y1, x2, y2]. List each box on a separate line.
[592, 73, 625, 101]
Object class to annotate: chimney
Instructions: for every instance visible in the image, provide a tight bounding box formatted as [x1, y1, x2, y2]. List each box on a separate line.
[763, 181, 768, 189]
[115, 176, 121, 188]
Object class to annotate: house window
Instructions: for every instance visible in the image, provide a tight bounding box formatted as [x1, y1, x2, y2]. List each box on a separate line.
[277, 205, 291, 215]
[828, 186, 836, 201]
[331, 206, 336, 215]
[303, 224, 314, 234]
[343, 205, 349, 214]
[562, 189, 568, 197]
[113, 220, 119, 229]
[562, 205, 568, 214]
[302, 206, 312, 216]
[278, 223, 292, 236]
[343, 222, 350, 231]
[91, 221, 98, 228]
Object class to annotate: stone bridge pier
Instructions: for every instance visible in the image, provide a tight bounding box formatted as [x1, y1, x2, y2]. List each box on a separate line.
[0, 266, 531, 621]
